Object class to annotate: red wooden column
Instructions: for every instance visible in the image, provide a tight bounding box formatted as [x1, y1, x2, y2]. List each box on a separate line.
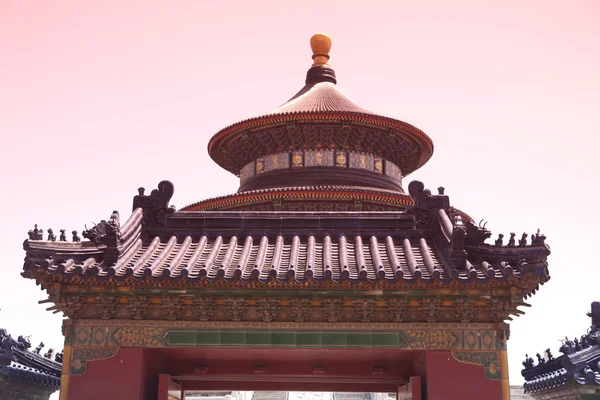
[158, 374, 183, 400]
[425, 351, 502, 400]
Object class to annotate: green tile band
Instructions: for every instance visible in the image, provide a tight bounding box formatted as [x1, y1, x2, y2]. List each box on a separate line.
[164, 329, 410, 348]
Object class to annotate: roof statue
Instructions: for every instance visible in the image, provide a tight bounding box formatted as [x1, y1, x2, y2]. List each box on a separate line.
[522, 302, 600, 398]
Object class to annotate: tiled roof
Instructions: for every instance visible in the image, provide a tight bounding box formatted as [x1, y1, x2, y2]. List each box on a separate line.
[523, 366, 569, 393]
[22, 180, 551, 293]
[23, 211, 549, 286]
[26, 233, 526, 283]
[181, 184, 413, 211]
[268, 82, 375, 115]
[1, 361, 61, 391]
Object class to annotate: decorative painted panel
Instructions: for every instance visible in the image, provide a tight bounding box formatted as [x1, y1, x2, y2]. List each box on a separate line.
[385, 160, 402, 181]
[335, 151, 347, 168]
[239, 150, 403, 183]
[349, 153, 374, 170]
[70, 321, 505, 352]
[451, 351, 501, 380]
[255, 158, 265, 174]
[305, 150, 334, 167]
[374, 158, 383, 174]
[291, 151, 303, 168]
[265, 153, 290, 172]
[240, 161, 255, 181]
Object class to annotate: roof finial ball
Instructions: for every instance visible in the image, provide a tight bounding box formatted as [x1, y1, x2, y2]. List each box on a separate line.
[310, 33, 332, 67]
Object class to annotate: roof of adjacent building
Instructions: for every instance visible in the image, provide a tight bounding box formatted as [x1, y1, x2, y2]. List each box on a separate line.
[1, 361, 61, 391]
[522, 302, 600, 395]
[0, 331, 62, 392]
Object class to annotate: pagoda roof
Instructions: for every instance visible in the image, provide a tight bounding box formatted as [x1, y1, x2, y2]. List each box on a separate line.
[207, 34, 434, 177]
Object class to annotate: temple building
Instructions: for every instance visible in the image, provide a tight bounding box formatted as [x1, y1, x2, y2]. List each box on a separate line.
[21, 34, 551, 400]
[0, 326, 62, 399]
[521, 302, 600, 399]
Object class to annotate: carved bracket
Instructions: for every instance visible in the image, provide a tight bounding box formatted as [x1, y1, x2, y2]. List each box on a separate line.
[70, 347, 119, 376]
[225, 298, 247, 322]
[451, 351, 501, 380]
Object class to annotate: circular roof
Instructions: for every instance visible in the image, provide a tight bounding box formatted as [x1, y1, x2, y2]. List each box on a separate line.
[207, 34, 434, 177]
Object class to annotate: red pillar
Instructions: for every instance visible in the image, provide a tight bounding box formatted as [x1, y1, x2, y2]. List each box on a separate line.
[425, 351, 502, 400]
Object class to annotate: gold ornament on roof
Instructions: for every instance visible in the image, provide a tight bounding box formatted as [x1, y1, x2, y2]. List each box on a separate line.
[310, 33, 332, 67]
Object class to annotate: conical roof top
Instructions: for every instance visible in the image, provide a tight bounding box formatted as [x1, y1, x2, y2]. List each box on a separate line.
[207, 34, 433, 177]
[269, 81, 374, 115]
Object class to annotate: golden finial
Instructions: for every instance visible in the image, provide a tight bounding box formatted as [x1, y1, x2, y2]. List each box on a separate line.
[310, 33, 332, 67]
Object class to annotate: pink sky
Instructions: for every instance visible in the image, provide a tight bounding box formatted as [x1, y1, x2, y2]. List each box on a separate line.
[1, 0, 599, 395]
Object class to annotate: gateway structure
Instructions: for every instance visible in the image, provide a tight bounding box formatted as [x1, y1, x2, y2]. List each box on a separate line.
[22, 34, 551, 400]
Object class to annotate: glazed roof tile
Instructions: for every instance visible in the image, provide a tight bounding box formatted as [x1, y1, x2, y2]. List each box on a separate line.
[181, 184, 412, 211]
[1, 361, 61, 391]
[269, 82, 374, 115]
[23, 208, 550, 286]
[22, 180, 551, 292]
[26, 233, 528, 284]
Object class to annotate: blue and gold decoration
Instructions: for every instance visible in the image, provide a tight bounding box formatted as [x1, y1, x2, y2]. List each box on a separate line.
[240, 150, 402, 184]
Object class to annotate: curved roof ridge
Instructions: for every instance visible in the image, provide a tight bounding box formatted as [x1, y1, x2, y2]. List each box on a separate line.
[181, 184, 412, 211]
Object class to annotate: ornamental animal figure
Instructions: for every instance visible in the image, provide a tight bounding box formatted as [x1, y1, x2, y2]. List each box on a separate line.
[82, 212, 122, 246]
[581, 335, 591, 349]
[559, 337, 575, 355]
[59, 229, 67, 241]
[43, 348, 54, 359]
[531, 229, 547, 245]
[47, 229, 56, 242]
[464, 220, 492, 245]
[545, 348, 554, 361]
[33, 342, 44, 354]
[0, 334, 16, 364]
[522, 354, 535, 369]
[519, 232, 528, 246]
[72, 230, 81, 242]
[16, 335, 31, 351]
[508, 233, 516, 247]
[27, 224, 43, 240]
[495, 233, 504, 246]
[83, 220, 110, 244]
[536, 353, 545, 364]
[55, 350, 63, 363]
